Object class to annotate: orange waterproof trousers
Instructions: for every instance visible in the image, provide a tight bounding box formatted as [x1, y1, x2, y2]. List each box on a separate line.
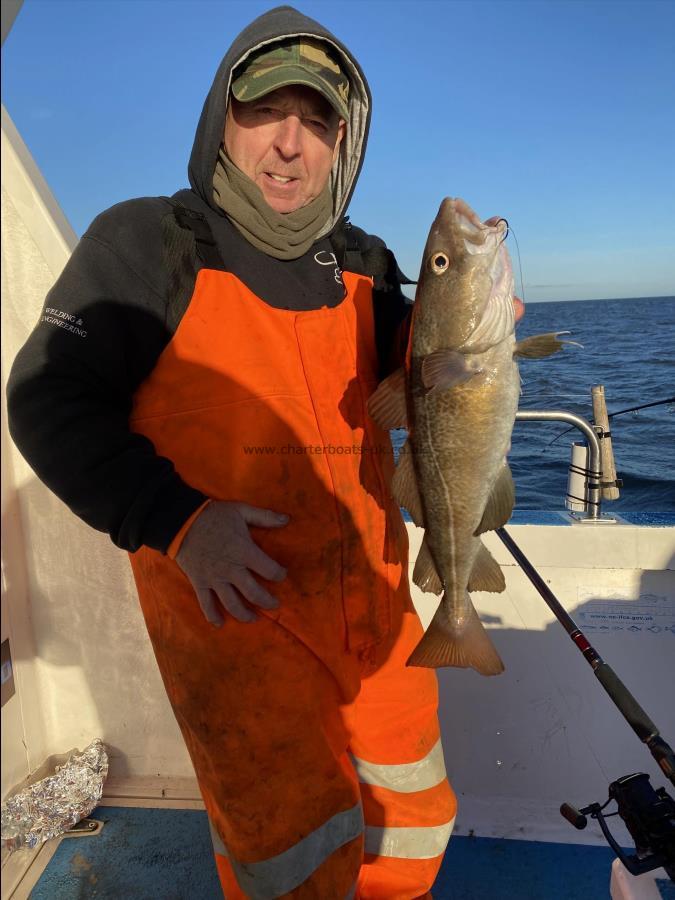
[129, 268, 456, 897]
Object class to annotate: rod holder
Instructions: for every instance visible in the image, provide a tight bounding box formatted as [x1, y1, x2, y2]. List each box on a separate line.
[566, 442, 589, 513]
[515, 410, 603, 520]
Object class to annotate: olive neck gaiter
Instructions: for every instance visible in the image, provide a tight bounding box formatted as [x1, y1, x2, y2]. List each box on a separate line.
[212, 148, 333, 261]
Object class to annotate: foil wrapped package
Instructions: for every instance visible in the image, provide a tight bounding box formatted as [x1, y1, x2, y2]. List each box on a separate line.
[1, 739, 108, 853]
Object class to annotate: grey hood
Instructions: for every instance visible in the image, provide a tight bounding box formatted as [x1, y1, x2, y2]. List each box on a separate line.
[187, 5, 371, 239]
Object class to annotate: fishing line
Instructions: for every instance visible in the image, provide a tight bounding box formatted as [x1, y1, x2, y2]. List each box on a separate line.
[505, 222, 526, 305]
[543, 396, 675, 450]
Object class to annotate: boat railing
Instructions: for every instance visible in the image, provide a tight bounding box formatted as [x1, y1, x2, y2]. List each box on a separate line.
[514, 409, 611, 522]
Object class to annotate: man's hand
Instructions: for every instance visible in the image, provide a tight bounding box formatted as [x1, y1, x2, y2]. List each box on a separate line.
[175, 501, 288, 626]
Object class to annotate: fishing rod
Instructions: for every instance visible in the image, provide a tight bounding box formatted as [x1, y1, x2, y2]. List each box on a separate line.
[545, 396, 675, 449]
[607, 396, 675, 419]
[496, 526, 675, 879]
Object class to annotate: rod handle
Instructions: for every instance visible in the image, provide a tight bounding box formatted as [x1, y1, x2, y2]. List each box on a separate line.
[594, 663, 658, 742]
[645, 735, 675, 787]
[560, 803, 587, 829]
[592, 385, 620, 500]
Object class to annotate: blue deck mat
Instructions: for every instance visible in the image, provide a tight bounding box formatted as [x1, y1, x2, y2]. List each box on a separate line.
[27, 804, 659, 899]
[30, 806, 221, 900]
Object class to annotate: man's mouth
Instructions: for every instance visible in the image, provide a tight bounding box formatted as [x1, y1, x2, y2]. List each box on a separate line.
[266, 173, 295, 184]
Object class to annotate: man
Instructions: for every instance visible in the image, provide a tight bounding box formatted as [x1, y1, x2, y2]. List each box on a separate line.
[8, 7, 457, 897]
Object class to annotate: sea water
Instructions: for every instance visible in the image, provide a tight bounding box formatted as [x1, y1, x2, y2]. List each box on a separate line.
[391, 295, 675, 512]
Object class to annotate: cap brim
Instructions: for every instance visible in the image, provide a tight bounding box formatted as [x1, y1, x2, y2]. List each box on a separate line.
[231, 65, 348, 121]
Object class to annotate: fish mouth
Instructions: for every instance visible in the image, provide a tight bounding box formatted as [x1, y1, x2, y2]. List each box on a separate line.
[442, 197, 482, 230]
[435, 198, 507, 258]
[421, 198, 515, 352]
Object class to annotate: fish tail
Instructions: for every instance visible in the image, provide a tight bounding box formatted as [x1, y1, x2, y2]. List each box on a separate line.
[407, 596, 505, 675]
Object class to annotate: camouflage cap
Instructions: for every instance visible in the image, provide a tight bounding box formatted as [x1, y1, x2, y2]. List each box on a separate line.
[231, 38, 350, 121]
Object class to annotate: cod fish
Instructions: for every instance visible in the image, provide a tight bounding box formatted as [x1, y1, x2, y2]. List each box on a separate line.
[369, 198, 568, 675]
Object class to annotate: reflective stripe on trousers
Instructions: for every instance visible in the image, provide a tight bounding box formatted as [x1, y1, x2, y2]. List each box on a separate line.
[210, 806, 364, 899]
[351, 738, 447, 794]
[209, 734, 455, 897]
[352, 738, 455, 860]
[364, 819, 455, 860]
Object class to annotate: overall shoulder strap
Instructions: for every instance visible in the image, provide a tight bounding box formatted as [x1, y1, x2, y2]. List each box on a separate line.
[162, 198, 224, 270]
[160, 198, 226, 332]
[330, 217, 415, 379]
[330, 217, 416, 290]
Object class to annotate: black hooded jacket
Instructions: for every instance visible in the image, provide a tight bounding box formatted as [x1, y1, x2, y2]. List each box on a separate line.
[6, 6, 410, 554]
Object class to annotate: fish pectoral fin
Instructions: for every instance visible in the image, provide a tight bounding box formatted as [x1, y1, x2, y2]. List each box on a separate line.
[392, 439, 425, 527]
[407, 597, 504, 675]
[468, 540, 506, 593]
[367, 367, 407, 429]
[421, 349, 481, 393]
[514, 331, 583, 359]
[474, 463, 515, 535]
[412, 535, 443, 595]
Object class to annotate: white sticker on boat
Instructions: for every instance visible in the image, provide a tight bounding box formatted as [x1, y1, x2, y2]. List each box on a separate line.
[575, 591, 675, 635]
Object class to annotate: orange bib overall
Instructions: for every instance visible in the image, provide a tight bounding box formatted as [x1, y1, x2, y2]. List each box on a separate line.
[128, 266, 456, 898]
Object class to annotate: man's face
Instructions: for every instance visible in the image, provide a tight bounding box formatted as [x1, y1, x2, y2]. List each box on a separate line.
[224, 85, 346, 214]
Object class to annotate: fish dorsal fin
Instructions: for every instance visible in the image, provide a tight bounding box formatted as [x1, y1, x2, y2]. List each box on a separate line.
[407, 598, 504, 674]
[367, 367, 407, 429]
[474, 463, 515, 535]
[467, 540, 506, 593]
[412, 535, 443, 595]
[421, 350, 481, 393]
[391, 439, 424, 527]
[514, 331, 583, 359]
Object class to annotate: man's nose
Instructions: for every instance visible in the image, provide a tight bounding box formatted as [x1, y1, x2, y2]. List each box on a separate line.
[273, 115, 302, 159]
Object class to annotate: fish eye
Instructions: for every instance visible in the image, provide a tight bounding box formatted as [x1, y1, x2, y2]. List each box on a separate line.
[431, 253, 449, 274]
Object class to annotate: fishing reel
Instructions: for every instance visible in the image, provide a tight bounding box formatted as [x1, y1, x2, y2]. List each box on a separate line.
[561, 773, 675, 881]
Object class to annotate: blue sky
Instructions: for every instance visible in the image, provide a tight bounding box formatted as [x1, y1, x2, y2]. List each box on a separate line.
[3, 0, 674, 302]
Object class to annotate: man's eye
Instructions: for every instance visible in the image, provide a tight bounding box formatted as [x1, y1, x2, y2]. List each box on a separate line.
[306, 118, 328, 131]
[255, 106, 281, 118]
